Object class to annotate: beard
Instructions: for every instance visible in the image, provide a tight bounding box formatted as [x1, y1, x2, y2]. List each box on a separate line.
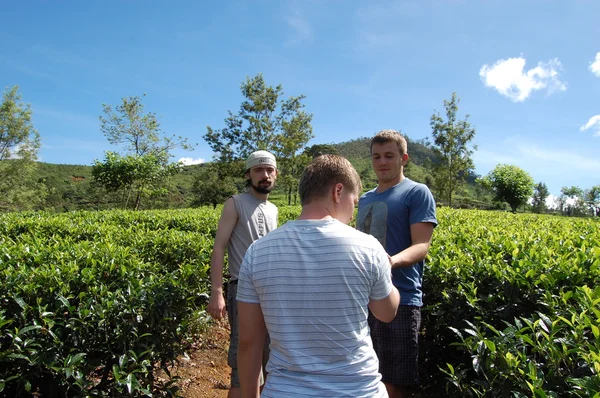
[252, 179, 274, 194]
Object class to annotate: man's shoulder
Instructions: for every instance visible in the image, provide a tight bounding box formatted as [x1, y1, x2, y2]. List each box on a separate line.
[265, 199, 278, 210]
[229, 193, 244, 203]
[333, 222, 384, 246]
[359, 187, 378, 200]
[387, 178, 431, 198]
[406, 179, 433, 194]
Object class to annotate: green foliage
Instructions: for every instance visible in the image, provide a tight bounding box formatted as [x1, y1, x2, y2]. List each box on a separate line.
[1, 206, 598, 395]
[274, 101, 313, 205]
[331, 136, 437, 192]
[92, 152, 182, 210]
[304, 144, 339, 158]
[532, 182, 550, 214]
[100, 94, 193, 158]
[429, 93, 477, 207]
[560, 186, 588, 217]
[0, 86, 44, 211]
[204, 73, 313, 205]
[0, 208, 218, 395]
[204, 73, 313, 164]
[424, 208, 600, 397]
[584, 185, 600, 217]
[481, 164, 534, 212]
[95, 95, 193, 210]
[191, 164, 239, 208]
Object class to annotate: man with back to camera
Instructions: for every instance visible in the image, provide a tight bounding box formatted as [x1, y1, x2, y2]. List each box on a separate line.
[206, 150, 278, 398]
[236, 154, 400, 397]
[357, 130, 437, 398]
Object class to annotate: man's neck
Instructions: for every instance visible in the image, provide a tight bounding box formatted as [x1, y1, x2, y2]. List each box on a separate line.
[248, 188, 269, 201]
[376, 173, 405, 193]
[298, 201, 334, 221]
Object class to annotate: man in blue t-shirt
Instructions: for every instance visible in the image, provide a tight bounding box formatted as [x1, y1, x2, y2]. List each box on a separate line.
[357, 129, 437, 398]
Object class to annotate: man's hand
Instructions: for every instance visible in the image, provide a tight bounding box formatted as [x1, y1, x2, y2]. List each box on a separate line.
[207, 291, 227, 320]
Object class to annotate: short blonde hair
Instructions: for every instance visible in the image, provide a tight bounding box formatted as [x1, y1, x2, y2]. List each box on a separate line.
[370, 129, 407, 155]
[298, 155, 362, 206]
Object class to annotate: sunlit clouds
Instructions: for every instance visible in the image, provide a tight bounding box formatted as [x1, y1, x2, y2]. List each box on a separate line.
[479, 57, 566, 102]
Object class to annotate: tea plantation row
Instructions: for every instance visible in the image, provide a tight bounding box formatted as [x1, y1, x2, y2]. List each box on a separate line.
[423, 209, 599, 397]
[0, 208, 598, 397]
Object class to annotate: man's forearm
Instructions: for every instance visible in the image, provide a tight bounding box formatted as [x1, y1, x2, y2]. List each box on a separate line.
[391, 242, 430, 268]
[210, 248, 225, 292]
[238, 341, 262, 397]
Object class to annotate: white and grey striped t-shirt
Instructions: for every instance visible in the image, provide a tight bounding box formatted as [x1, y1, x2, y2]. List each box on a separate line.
[237, 218, 393, 397]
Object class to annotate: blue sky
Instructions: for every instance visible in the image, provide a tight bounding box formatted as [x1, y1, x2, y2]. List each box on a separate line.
[2, 0, 599, 197]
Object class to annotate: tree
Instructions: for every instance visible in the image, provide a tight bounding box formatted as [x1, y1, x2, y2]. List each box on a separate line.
[204, 73, 313, 193]
[0, 86, 44, 211]
[560, 186, 585, 217]
[92, 151, 181, 210]
[304, 144, 338, 159]
[584, 185, 600, 216]
[531, 182, 549, 213]
[191, 164, 239, 209]
[93, 95, 193, 210]
[274, 105, 313, 204]
[429, 92, 477, 207]
[481, 164, 534, 213]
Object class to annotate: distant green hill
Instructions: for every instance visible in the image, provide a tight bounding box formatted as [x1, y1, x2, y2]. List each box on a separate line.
[32, 161, 205, 211]
[329, 136, 437, 190]
[331, 135, 435, 164]
[28, 136, 488, 211]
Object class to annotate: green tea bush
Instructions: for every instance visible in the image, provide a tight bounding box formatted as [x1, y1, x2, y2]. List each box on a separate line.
[0, 209, 213, 396]
[422, 209, 600, 397]
[1, 206, 598, 397]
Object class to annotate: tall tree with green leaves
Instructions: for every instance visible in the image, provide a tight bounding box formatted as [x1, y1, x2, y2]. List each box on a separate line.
[274, 102, 313, 204]
[560, 186, 585, 216]
[0, 86, 44, 211]
[584, 185, 600, 216]
[92, 151, 182, 210]
[204, 73, 313, 192]
[93, 95, 193, 210]
[531, 182, 550, 213]
[429, 92, 477, 207]
[304, 144, 338, 159]
[480, 164, 534, 213]
[191, 164, 239, 209]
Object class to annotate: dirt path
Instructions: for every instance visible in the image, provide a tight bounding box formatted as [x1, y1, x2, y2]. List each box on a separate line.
[168, 319, 231, 398]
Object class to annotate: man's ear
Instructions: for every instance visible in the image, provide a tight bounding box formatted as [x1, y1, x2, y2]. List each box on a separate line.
[401, 153, 409, 166]
[333, 183, 343, 203]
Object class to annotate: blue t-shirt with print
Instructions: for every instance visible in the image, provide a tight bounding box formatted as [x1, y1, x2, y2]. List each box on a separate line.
[357, 178, 437, 306]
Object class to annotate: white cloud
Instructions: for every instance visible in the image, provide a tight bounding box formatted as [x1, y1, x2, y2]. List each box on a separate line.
[528, 193, 561, 209]
[178, 157, 205, 165]
[284, 8, 313, 47]
[543, 195, 578, 210]
[545, 194, 559, 210]
[479, 57, 566, 102]
[580, 115, 600, 136]
[590, 52, 600, 77]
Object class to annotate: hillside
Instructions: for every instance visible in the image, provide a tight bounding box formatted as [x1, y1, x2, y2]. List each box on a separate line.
[331, 135, 436, 165]
[26, 137, 487, 211]
[330, 136, 438, 190]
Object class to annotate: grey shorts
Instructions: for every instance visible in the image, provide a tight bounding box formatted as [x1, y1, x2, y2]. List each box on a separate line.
[369, 305, 422, 386]
[226, 280, 270, 388]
